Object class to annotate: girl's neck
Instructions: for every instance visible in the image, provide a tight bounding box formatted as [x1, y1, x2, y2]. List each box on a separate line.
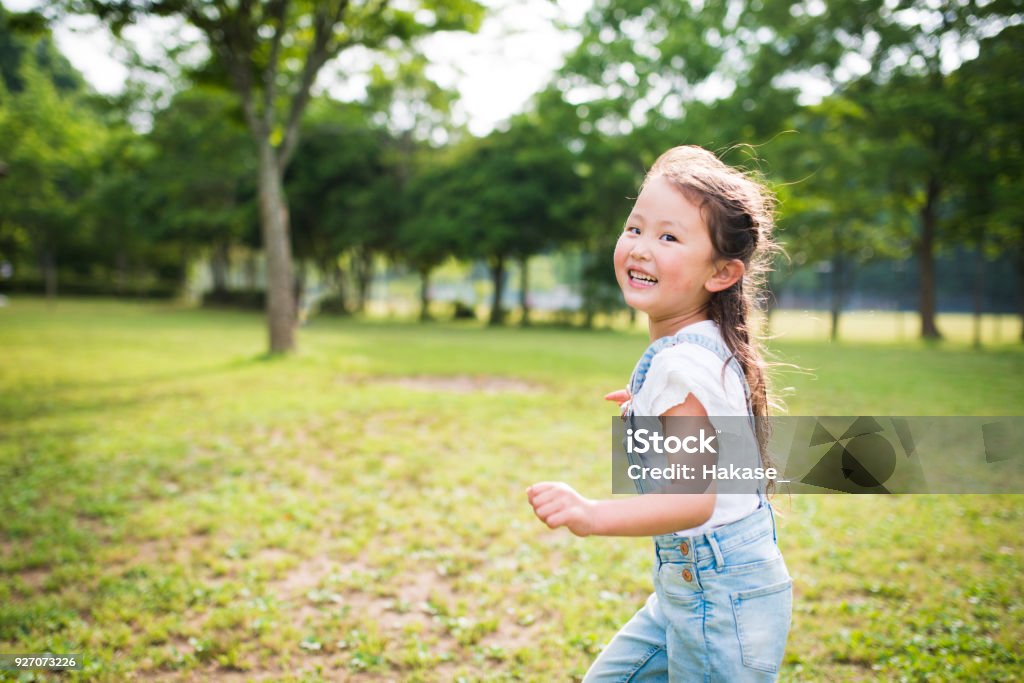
[647, 309, 711, 342]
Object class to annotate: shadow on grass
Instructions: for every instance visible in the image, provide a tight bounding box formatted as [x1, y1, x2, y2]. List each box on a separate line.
[0, 354, 269, 424]
[14, 354, 264, 393]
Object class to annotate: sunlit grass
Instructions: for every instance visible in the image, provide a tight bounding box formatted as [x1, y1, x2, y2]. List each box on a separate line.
[0, 297, 1021, 681]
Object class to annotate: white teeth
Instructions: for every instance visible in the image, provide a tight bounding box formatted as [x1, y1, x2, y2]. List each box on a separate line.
[629, 270, 657, 283]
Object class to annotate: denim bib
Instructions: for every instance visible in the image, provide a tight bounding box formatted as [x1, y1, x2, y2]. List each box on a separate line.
[624, 332, 764, 503]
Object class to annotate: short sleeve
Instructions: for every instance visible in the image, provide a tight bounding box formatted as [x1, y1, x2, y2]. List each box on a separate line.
[635, 344, 747, 418]
[644, 360, 698, 417]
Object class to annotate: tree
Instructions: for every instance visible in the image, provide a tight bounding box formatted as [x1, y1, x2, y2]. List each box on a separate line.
[458, 122, 581, 326]
[0, 53, 99, 298]
[556, 0, 1024, 341]
[547, 0, 811, 328]
[85, 124, 158, 293]
[0, 5, 82, 95]
[400, 150, 467, 321]
[943, 24, 1024, 345]
[405, 120, 582, 326]
[60, 0, 484, 352]
[771, 96, 912, 341]
[143, 86, 256, 295]
[0, 7, 95, 290]
[363, 51, 464, 317]
[749, 0, 1024, 339]
[286, 98, 394, 313]
[528, 86, 641, 328]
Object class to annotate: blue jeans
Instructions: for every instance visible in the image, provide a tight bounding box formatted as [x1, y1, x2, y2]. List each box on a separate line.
[583, 502, 792, 682]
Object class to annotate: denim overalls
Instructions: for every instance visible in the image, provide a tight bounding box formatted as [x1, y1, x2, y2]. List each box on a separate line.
[584, 333, 793, 682]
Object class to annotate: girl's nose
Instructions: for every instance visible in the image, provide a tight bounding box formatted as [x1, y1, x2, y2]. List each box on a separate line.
[630, 242, 651, 260]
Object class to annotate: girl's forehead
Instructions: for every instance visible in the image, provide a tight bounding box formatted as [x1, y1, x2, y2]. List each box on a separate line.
[632, 176, 702, 215]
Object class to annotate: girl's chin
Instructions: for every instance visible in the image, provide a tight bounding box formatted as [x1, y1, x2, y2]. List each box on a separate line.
[621, 291, 656, 312]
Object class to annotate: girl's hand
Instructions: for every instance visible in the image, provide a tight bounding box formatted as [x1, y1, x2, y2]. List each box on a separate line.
[604, 389, 631, 416]
[527, 482, 598, 537]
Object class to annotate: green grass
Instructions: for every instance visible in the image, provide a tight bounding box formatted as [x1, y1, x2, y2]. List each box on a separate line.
[0, 298, 1021, 682]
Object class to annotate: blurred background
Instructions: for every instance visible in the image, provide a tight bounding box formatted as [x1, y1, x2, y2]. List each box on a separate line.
[1, 1, 1023, 681]
[0, 0, 1020, 346]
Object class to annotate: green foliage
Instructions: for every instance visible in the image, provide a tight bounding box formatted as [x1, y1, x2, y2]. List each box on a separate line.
[0, 47, 101, 285]
[551, 0, 1024, 338]
[2, 275, 178, 298]
[2, 0, 1021, 347]
[144, 86, 257, 250]
[0, 5, 83, 94]
[943, 24, 1024, 257]
[364, 51, 461, 143]
[286, 99, 397, 268]
[401, 118, 583, 322]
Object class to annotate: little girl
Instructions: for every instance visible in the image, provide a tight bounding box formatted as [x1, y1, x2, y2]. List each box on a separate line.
[527, 145, 792, 681]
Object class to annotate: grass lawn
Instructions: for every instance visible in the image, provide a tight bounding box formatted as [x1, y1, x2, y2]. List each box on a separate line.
[1, 298, 1021, 681]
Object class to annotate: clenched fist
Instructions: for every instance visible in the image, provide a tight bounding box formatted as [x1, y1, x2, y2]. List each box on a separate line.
[526, 482, 599, 537]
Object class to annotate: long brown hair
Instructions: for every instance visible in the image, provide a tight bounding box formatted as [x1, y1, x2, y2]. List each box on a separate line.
[642, 145, 783, 491]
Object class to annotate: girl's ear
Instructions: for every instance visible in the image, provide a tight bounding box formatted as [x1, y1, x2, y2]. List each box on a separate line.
[704, 259, 745, 293]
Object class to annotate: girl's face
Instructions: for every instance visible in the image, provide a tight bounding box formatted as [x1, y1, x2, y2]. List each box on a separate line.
[613, 175, 720, 320]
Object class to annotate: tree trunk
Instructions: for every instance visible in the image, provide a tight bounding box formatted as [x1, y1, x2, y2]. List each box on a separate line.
[40, 247, 57, 300]
[419, 266, 432, 322]
[489, 254, 506, 326]
[210, 241, 230, 294]
[918, 176, 942, 340]
[317, 256, 347, 313]
[972, 243, 984, 350]
[180, 244, 192, 293]
[581, 246, 597, 329]
[332, 261, 348, 313]
[830, 253, 844, 343]
[519, 255, 530, 327]
[116, 249, 128, 296]
[257, 140, 296, 353]
[1017, 239, 1024, 343]
[354, 248, 372, 314]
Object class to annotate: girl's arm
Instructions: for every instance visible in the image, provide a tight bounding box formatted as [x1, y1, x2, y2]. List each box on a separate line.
[528, 393, 716, 537]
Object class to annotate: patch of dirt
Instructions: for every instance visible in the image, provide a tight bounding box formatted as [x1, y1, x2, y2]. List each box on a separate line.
[272, 554, 336, 598]
[10, 566, 50, 596]
[146, 549, 514, 681]
[267, 553, 459, 629]
[92, 533, 220, 591]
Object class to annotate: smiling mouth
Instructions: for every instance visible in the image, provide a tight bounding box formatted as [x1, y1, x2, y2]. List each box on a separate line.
[628, 269, 658, 287]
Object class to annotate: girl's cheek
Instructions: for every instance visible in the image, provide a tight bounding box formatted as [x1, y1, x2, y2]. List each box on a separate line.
[612, 236, 629, 263]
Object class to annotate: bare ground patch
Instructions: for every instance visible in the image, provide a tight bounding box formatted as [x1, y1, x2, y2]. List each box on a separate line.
[268, 552, 460, 631]
[9, 566, 50, 596]
[193, 551, 476, 679]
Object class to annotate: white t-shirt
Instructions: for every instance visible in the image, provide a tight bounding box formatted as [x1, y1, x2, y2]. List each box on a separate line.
[627, 320, 759, 536]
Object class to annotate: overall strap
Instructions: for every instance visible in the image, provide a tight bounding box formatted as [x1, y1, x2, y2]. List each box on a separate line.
[625, 332, 766, 504]
[627, 332, 751, 412]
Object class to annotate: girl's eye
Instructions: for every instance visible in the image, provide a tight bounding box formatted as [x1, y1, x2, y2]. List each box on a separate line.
[625, 226, 640, 235]
[660, 234, 678, 242]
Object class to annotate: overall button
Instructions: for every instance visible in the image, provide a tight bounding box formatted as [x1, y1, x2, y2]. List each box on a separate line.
[679, 541, 690, 555]
[681, 568, 693, 582]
